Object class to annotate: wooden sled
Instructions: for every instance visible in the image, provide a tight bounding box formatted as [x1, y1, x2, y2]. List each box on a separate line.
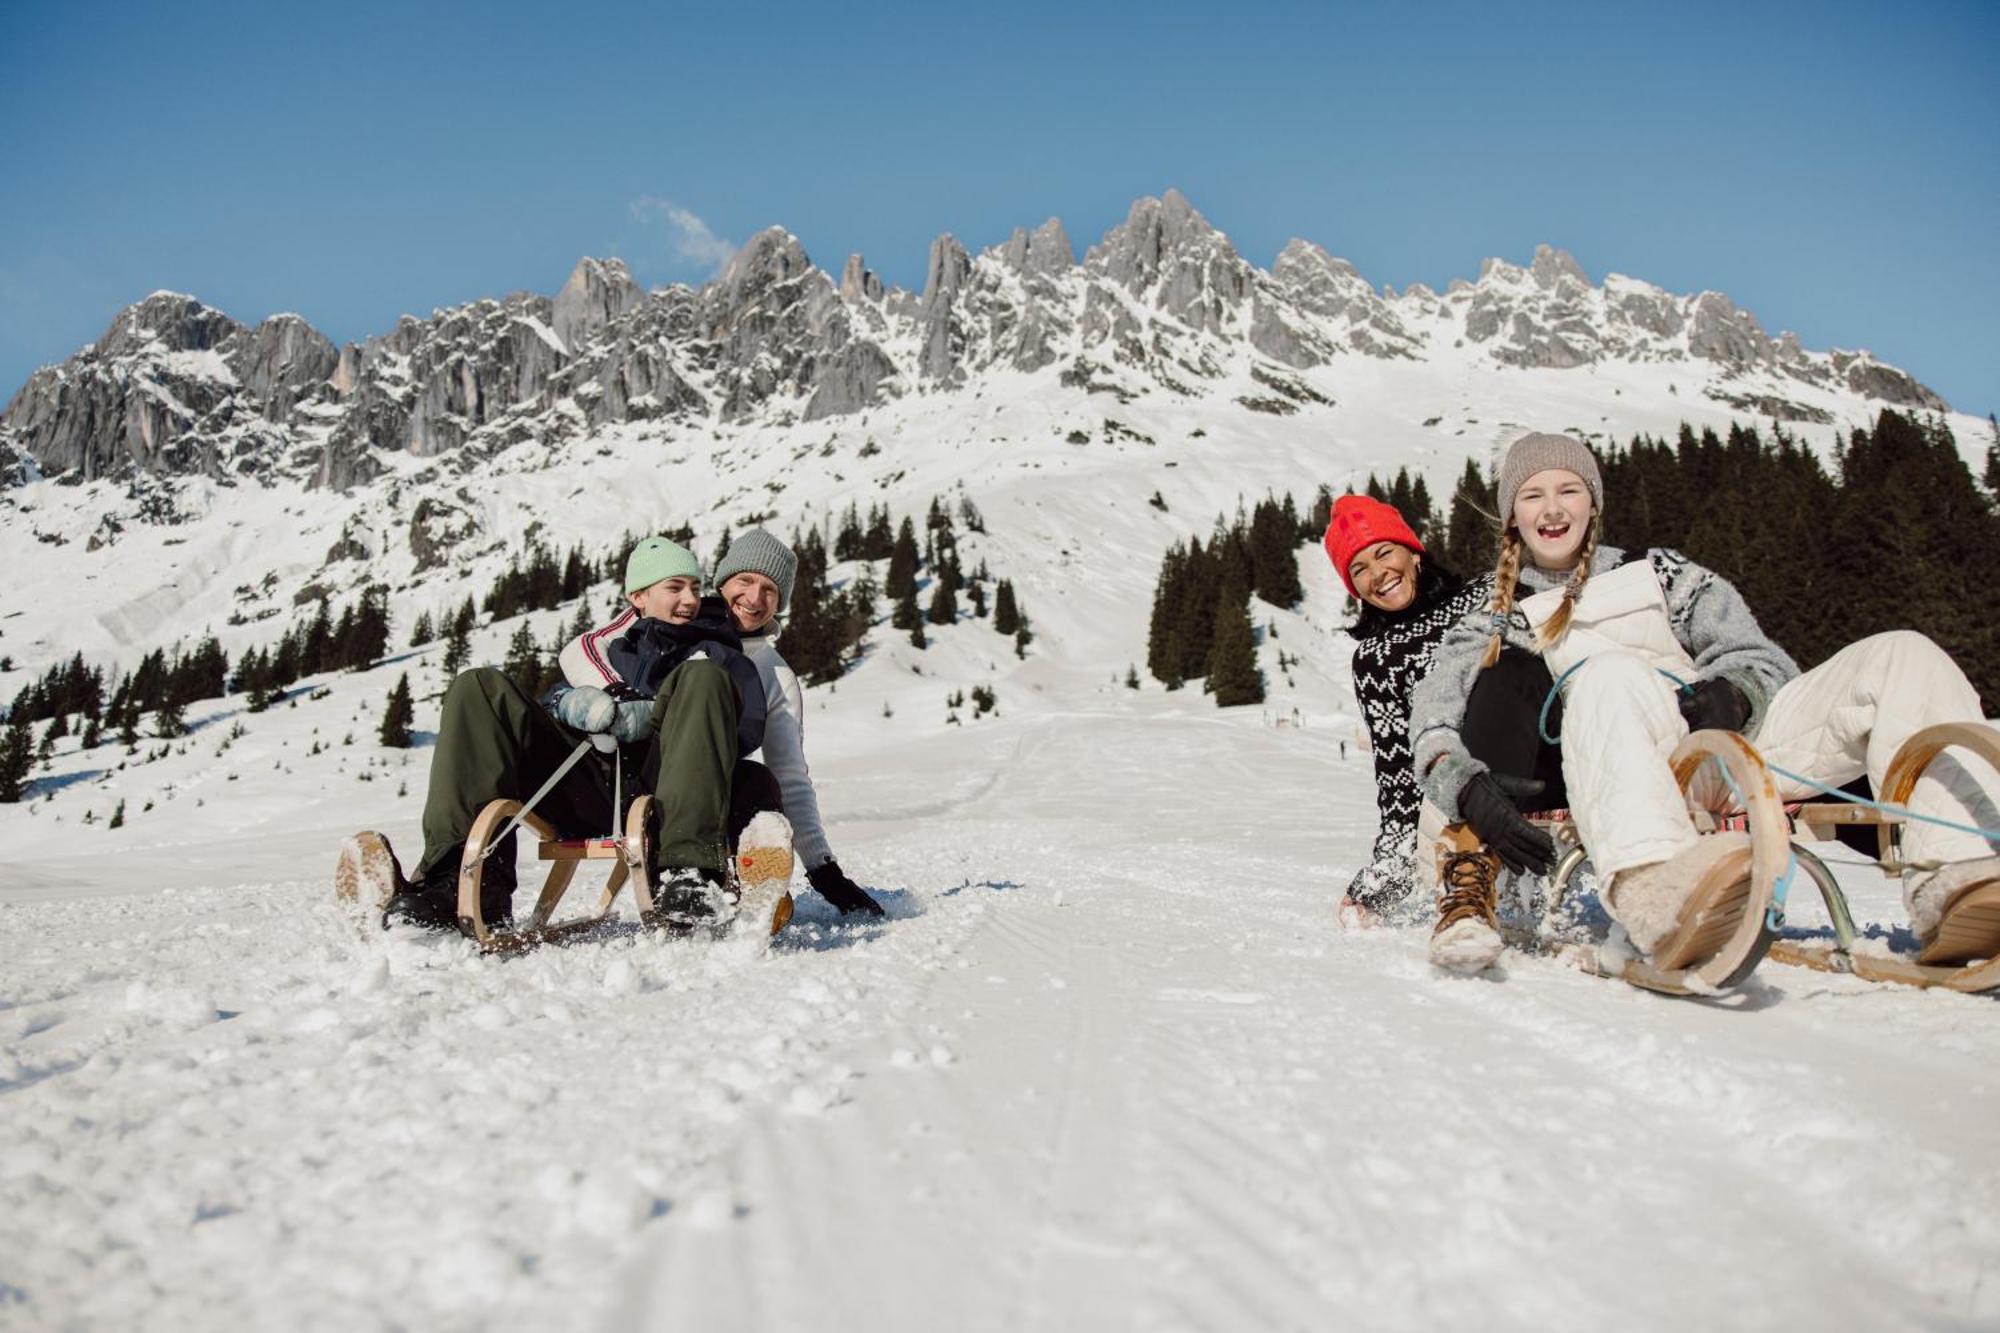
[457, 798, 798, 954]
[457, 794, 657, 953]
[1538, 722, 2000, 995]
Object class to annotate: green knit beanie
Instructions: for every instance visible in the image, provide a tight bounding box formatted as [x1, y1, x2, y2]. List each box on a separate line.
[624, 536, 701, 594]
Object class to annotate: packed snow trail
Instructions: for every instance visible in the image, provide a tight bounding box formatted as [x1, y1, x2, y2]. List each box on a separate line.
[2, 708, 1997, 1332]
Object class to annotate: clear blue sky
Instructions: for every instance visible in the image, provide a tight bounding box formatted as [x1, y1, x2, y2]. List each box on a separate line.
[3, 0, 1995, 419]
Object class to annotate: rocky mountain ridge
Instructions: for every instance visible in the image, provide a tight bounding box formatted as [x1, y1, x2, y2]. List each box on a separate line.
[0, 190, 1947, 493]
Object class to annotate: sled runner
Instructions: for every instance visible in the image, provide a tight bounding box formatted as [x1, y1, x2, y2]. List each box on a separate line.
[1531, 722, 2000, 994]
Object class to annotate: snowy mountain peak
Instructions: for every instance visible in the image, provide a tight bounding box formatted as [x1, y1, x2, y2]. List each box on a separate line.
[0, 190, 1958, 501]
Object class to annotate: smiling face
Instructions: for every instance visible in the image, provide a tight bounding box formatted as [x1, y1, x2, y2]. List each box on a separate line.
[629, 575, 701, 623]
[1510, 468, 1595, 571]
[1347, 541, 1422, 613]
[719, 571, 780, 633]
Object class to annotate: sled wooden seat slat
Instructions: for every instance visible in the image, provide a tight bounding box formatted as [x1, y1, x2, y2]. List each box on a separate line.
[539, 837, 625, 860]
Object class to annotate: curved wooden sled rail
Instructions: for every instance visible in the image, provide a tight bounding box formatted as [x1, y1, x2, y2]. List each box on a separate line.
[1565, 729, 1786, 996]
[456, 796, 653, 954]
[1770, 721, 2000, 993]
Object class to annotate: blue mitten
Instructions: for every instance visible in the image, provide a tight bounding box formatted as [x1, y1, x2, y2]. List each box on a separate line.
[555, 685, 617, 734]
[612, 699, 655, 745]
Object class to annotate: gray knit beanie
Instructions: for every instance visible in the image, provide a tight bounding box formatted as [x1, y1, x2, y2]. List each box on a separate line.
[1496, 432, 1603, 519]
[713, 527, 798, 615]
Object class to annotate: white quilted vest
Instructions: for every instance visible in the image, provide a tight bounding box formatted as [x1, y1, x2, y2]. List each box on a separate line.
[1519, 560, 1695, 683]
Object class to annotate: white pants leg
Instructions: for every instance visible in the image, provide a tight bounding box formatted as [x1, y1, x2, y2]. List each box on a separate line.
[1751, 631, 2000, 869]
[1561, 652, 1699, 879]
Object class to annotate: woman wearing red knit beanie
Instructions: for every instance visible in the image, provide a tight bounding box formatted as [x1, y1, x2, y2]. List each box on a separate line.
[1327, 494, 1492, 925]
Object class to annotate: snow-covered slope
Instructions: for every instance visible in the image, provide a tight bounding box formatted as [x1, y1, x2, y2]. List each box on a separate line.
[3, 190, 1997, 1332]
[4, 655, 1997, 1331]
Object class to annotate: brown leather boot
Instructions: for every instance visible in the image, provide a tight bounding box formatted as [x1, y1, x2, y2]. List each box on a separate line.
[1430, 824, 1505, 974]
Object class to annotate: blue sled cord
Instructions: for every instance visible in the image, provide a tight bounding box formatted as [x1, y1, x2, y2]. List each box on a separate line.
[1763, 761, 2000, 847]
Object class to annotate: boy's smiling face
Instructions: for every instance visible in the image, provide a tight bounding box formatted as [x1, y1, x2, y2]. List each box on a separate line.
[630, 575, 701, 623]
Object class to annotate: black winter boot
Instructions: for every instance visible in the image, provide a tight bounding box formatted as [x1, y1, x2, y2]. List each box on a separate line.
[384, 849, 516, 933]
[643, 865, 729, 934]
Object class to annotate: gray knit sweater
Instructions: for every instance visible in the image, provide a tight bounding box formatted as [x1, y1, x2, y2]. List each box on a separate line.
[1408, 546, 1799, 819]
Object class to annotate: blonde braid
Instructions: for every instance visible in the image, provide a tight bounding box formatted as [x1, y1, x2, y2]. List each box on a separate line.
[1478, 529, 1525, 669]
[1534, 516, 1601, 651]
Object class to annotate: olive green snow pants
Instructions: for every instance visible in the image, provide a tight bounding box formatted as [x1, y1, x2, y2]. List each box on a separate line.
[415, 664, 775, 886]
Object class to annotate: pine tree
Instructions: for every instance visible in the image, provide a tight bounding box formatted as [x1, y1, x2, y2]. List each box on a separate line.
[1248, 496, 1303, 607]
[153, 700, 187, 739]
[926, 580, 958, 625]
[1984, 413, 2000, 505]
[108, 799, 125, 829]
[0, 713, 32, 802]
[503, 623, 542, 696]
[1146, 542, 1189, 688]
[301, 600, 334, 674]
[80, 716, 101, 750]
[909, 617, 927, 649]
[1205, 568, 1264, 707]
[378, 674, 415, 748]
[1442, 459, 1497, 577]
[886, 519, 920, 598]
[409, 609, 435, 647]
[892, 583, 921, 631]
[835, 504, 866, 560]
[343, 586, 390, 670]
[968, 582, 987, 618]
[442, 615, 472, 682]
[864, 505, 894, 560]
[993, 579, 1021, 636]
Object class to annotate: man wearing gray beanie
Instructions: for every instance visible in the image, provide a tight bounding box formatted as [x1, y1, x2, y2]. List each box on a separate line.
[710, 528, 884, 919]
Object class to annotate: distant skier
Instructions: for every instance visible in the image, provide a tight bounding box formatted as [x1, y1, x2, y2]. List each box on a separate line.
[1409, 431, 2000, 977]
[1326, 494, 1491, 924]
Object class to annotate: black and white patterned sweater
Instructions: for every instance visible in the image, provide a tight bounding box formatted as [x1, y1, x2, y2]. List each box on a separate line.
[1346, 572, 1494, 911]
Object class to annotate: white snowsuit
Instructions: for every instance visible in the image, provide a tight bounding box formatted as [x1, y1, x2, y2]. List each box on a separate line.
[1412, 549, 1998, 918]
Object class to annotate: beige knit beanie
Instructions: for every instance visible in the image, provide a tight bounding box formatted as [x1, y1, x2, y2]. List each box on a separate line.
[1496, 432, 1603, 519]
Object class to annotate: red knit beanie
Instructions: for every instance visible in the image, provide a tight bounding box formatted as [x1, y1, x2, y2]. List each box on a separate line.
[1323, 494, 1424, 597]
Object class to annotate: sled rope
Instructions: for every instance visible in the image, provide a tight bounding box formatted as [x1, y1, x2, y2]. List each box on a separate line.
[1761, 761, 2000, 846]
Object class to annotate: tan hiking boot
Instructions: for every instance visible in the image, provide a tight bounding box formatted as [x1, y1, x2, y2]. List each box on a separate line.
[1430, 828, 1504, 974]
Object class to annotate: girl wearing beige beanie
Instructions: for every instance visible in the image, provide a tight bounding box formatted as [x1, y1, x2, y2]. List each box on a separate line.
[1405, 432, 2000, 988]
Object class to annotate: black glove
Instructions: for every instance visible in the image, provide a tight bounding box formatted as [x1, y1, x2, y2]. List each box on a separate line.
[1458, 772, 1556, 876]
[807, 860, 885, 917]
[1678, 677, 1750, 734]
